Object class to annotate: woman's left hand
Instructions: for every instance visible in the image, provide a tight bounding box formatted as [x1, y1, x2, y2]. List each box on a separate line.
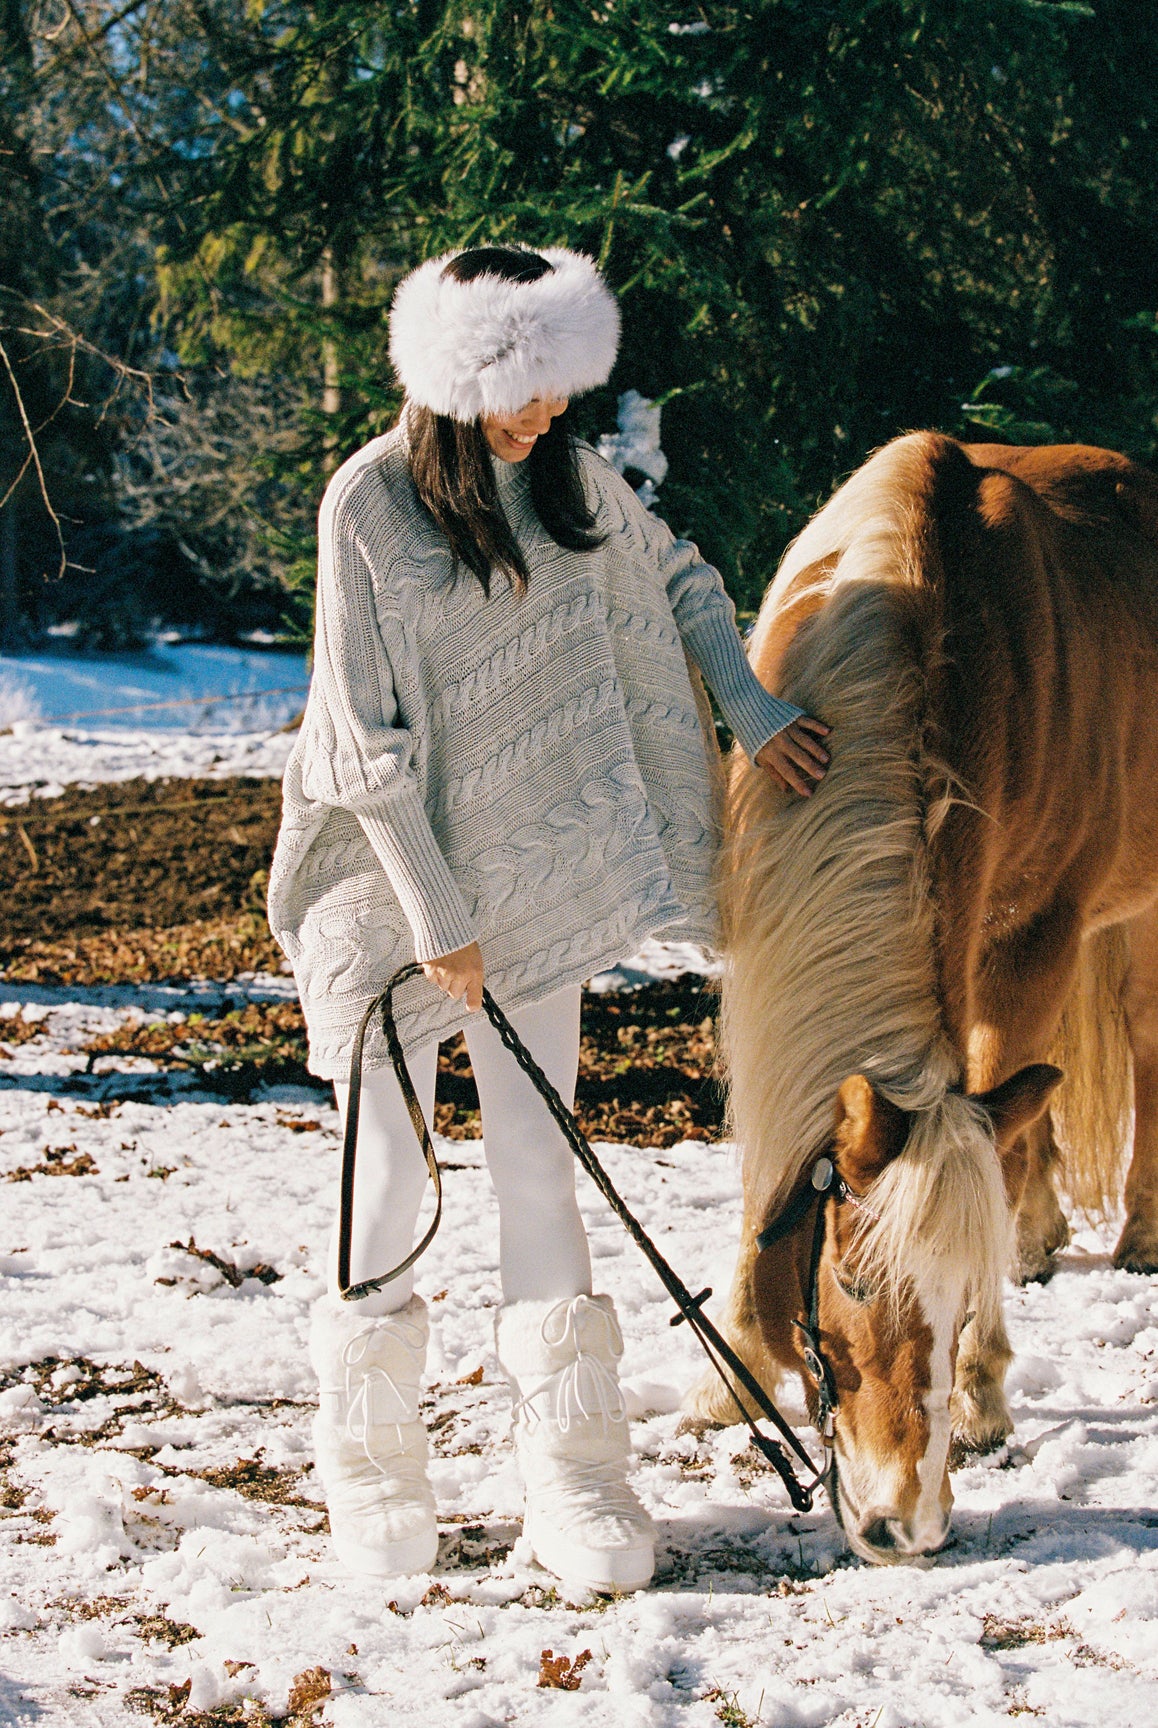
[754, 716, 831, 797]
[422, 940, 485, 1011]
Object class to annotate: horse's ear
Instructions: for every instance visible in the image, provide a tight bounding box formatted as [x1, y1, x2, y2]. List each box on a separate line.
[833, 1075, 908, 1192]
[972, 1063, 1064, 1151]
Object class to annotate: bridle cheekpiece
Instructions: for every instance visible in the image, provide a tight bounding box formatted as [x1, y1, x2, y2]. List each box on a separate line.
[756, 1154, 846, 1456]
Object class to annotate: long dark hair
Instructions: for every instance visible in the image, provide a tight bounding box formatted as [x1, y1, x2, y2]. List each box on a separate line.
[405, 246, 605, 597]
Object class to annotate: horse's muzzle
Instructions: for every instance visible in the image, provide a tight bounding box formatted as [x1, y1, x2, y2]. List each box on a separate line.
[846, 1505, 951, 1566]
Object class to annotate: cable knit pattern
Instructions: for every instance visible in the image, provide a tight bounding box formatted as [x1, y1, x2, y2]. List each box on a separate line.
[267, 426, 803, 1078]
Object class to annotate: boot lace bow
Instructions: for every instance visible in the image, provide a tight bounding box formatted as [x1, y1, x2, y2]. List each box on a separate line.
[340, 1317, 423, 1472]
[516, 1298, 626, 1432]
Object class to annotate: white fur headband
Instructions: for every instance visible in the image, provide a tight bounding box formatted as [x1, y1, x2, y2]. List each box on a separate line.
[389, 247, 620, 422]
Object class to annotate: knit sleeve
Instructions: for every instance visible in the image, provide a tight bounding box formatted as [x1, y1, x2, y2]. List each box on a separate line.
[593, 458, 804, 760]
[295, 478, 478, 964]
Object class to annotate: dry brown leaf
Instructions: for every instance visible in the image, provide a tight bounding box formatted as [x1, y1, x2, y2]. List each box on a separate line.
[456, 1365, 484, 1386]
[5, 1147, 98, 1182]
[537, 1648, 593, 1691]
[287, 1665, 331, 1714]
[166, 1238, 282, 1289]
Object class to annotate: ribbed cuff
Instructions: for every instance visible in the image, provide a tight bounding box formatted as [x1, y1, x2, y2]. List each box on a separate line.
[357, 793, 479, 963]
[681, 606, 805, 761]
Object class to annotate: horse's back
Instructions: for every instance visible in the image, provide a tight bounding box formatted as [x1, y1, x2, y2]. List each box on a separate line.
[929, 439, 1158, 915]
[963, 441, 1158, 545]
[748, 429, 1158, 945]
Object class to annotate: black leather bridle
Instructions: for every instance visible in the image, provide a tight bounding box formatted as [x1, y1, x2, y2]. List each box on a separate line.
[756, 1155, 845, 1472]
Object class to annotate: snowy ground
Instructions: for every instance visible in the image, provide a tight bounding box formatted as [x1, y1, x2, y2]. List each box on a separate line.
[2, 994, 1157, 1728]
[0, 641, 309, 733]
[0, 723, 297, 806]
[1, 724, 1156, 1726]
[0, 641, 305, 806]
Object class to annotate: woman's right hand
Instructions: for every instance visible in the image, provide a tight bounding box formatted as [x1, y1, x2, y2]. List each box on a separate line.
[422, 940, 485, 1012]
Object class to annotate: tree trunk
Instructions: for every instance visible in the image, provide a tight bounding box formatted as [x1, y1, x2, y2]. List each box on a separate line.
[321, 249, 343, 469]
[0, 503, 17, 651]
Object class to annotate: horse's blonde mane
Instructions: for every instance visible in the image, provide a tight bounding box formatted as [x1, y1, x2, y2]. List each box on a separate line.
[723, 434, 1010, 1322]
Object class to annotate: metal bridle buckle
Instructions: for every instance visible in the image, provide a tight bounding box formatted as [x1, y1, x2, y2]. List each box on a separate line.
[802, 1343, 825, 1383]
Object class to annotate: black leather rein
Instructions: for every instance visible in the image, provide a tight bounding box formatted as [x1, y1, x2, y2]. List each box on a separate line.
[336, 963, 830, 1514]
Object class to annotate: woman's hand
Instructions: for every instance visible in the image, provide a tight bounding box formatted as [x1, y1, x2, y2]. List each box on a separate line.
[754, 716, 831, 797]
[422, 940, 485, 1011]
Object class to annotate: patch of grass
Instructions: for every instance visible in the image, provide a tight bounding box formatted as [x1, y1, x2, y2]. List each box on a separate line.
[1, 1354, 186, 1452]
[2, 1354, 166, 1409]
[125, 1684, 275, 1727]
[14, 1507, 58, 1545]
[518, 1582, 562, 1610]
[1, 913, 287, 988]
[81, 1002, 318, 1097]
[1005, 1689, 1046, 1718]
[980, 1615, 1063, 1651]
[703, 1687, 761, 1727]
[439, 1521, 515, 1572]
[51, 1594, 133, 1623]
[0, 1009, 54, 1047]
[981, 1615, 1127, 1673]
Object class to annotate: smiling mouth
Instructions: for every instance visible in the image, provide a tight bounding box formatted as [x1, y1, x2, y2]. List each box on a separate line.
[503, 431, 537, 446]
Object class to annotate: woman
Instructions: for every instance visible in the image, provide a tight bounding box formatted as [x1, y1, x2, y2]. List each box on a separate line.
[267, 245, 829, 1593]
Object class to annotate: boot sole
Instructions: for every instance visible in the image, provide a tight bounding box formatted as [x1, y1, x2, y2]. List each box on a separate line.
[331, 1524, 439, 1579]
[527, 1521, 654, 1595]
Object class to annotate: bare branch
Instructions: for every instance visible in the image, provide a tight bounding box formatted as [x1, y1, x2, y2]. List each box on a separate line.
[0, 291, 158, 418]
[0, 333, 67, 580]
[36, 0, 149, 68]
[61, 0, 189, 238]
[0, 453, 34, 515]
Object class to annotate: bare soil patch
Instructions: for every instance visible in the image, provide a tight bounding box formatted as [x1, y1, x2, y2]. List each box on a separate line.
[0, 776, 725, 1145]
[0, 775, 283, 981]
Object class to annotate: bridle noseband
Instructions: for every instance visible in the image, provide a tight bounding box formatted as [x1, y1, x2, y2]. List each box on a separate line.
[756, 1155, 844, 1460]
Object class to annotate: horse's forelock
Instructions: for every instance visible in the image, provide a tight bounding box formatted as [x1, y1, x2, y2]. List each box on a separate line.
[850, 1088, 1012, 1328]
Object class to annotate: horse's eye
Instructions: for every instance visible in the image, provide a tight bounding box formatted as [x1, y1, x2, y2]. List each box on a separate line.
[833, 1264, 875, 1304]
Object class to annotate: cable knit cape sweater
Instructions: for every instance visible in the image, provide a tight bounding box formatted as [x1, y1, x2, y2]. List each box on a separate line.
[267, 426, 802, 1079]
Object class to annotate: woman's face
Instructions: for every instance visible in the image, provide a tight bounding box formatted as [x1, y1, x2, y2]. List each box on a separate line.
[481, 397, 569, 463]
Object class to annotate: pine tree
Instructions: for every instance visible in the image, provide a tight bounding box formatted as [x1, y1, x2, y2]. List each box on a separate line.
[7, 0, 1157, 633]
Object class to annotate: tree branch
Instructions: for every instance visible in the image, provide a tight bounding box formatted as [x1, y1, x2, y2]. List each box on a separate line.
[0, 333, 67, 579]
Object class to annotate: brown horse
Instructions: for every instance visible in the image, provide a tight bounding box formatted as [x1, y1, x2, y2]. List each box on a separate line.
[690, 432, 1158, 1565]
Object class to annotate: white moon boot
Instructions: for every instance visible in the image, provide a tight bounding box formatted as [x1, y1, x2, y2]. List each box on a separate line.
[309, 1295, 438, 1578]
[496, 1293, 655, 1594]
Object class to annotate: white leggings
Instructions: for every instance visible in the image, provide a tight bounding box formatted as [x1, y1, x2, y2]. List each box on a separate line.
[330, 985, 590, 1315]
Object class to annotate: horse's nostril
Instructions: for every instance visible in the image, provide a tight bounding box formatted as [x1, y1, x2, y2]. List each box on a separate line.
[859, 1516, 898, 1553]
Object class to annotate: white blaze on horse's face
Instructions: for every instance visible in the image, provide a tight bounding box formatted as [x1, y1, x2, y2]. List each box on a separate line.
[821, 1258, 960, 1567]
